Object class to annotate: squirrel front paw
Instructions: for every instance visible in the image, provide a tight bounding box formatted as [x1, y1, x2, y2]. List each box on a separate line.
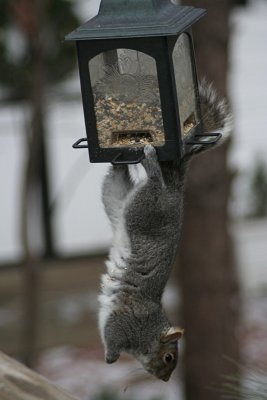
[142, 145, 163, 182]
[105, 350, 120, 364]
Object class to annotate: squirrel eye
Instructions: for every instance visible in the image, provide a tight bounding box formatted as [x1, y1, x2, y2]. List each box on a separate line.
[163, 353, 175, 364]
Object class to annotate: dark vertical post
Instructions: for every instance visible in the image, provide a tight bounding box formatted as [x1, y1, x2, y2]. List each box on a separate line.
[178, 1, 240, 399]
[12, 0, 53, 367]
[40, 118, 55, 259]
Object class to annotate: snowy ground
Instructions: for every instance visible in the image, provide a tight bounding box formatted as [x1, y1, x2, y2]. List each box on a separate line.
[38, 347, 183, 400]
[35, 292, 267, 400]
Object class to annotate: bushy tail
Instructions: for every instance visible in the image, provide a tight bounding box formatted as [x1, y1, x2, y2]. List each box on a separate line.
[184, 79, 232, 159]
[160, 79, 232, 185]
[199, 79, 232, 137]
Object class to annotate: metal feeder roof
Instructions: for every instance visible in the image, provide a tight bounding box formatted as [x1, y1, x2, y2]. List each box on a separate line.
[65, 0, 206, 41]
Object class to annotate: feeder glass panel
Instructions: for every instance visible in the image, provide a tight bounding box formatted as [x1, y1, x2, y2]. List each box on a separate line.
[89, 49, 165, 148]
[172, 33, 199, 137]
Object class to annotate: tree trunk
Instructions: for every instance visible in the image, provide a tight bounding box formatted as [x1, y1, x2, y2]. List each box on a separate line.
[178, 1, 240, 399]
[13, 0, 53, 367]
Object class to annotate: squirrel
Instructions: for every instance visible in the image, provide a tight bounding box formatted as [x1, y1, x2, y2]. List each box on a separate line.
[98, 80, 232, 382]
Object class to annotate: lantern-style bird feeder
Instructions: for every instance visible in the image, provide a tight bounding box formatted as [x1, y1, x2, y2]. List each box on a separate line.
[66, 0, 216, 164]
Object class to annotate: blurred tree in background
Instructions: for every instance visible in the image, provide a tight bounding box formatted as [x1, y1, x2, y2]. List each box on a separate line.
[249, 160, 267, 218]
[178, 0, 241, 399]
[0, 0, 80, 366]
[0, 0, 79, 257]
[0, 0, 78, 101]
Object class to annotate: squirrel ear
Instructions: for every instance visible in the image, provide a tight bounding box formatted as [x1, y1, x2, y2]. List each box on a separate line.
[161, 327, 184, 344]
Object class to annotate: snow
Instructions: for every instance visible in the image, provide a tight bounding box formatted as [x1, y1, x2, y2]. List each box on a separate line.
[37, 346, 183, 400]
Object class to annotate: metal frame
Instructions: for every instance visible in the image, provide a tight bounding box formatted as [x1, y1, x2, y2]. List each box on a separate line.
[74, 31, 203, 163]
[66, 0, 207, 164]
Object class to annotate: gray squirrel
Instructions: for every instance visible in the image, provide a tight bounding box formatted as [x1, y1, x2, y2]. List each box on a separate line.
[99, 80, 232, 381]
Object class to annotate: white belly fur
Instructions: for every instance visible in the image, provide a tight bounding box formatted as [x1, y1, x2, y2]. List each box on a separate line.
[98, 216, 131, 342]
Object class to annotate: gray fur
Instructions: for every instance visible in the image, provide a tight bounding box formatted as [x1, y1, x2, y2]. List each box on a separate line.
[98, 80, 232, 381]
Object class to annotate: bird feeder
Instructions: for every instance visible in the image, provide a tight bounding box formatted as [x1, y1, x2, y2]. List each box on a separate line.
[66, 0, 218, 164]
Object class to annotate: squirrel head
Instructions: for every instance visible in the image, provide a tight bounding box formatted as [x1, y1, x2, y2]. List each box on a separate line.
[135, 327, 184, 382]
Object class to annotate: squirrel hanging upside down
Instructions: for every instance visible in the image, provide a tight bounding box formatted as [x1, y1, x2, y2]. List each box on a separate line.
[98, 80, 232, 381]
